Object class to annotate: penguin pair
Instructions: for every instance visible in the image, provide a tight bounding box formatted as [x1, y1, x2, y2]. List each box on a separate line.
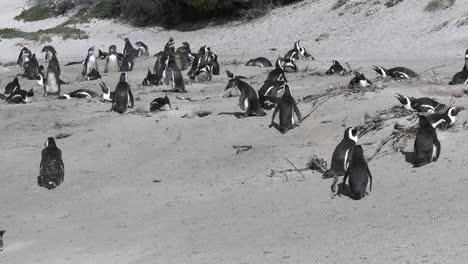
[326, 60, 347, 75]
[395, 94, 444, 113]
[4, 77, 20, 95]
[245, 57, 273, 68]
[449, 49, 468, 85]
[142, 69, 161, 86]
[225, 77, 266, 118]
[111, 73, 134, 113]
[57, 89, 99, 100]
[41, 46, 57, 62]
[373, 66, 419, 79]
[427, 106, 464, 129]
[266, 57, 295, 82]
[258, 79, 286, 109]
[150, 94, 171, 111]
[188, 45, 220, 78]
[284, 40, 314, 60]
[38, 137, 64, 190]
[2, 87, 34, 104]
[269, 84, 302, 134]
[349, 72, 372, 88]
[414, 115, 441, 167]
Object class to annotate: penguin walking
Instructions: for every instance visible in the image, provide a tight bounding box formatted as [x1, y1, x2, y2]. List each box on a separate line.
[246, 57, 273, 67]
[414, 115, 441, 167]
[135, 41, 149, 57]
[349, 71, 372, 88]
[284, 40, 314, 60]
[323, 127, 359, 193]
[4, 77, 20, 95]
[373, 66, 419, 79]
[17, 47, 32, 69]
[104, 45, 121, 73]
[0, 230, 5, 252]
[58, 89, 99, 99]
[326, 60, 347, 75]
[150, 94, 171, 111]
[395, 94, 444, 113]
[225, 77, 266, 118]
[340, 145, 372, 200]
[270, 84, 302, 134]
[427, 106, 464, 129]
[41, 46, 57, 62]
[449, 49, 468, 85]
[38, 137, 64, 190]
[112, 73, 134, 114]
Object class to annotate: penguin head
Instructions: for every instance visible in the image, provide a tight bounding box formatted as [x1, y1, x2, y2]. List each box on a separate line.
[119, 73, 127, 83]
[275, 56, 284, 70]
[226, 70, 235, 79]
[448, 106, 464, 117]
[395, 94, 412, 109]
[124, 38, 130, 42]
[372, 66, 388, 78]
[45, 137, 56, 148]
[299, 47, 314, 60]
[225, 78, 240, 91]
[109, 45, 117, 53]
[0, 230, 4, 237]
[283, 84, 292, 97]
[344, 127, 358, 143]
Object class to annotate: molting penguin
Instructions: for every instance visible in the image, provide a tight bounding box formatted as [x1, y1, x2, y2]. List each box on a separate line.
[17, 47, 32, 69]
[395, 94, 444, 113]
[38, 137, 64, 190]
[5, 77, 20, 95]
[23, 54, 43, 80]
[176, 42, 194, 65]
[104, 45, 121, 73]
[414, 115, 441, 167]
[427, 106, 464, 129]
[284, 40, 314, 60]
[41, 46, 57, 62]
[0, 230, 4, 252]
[270, 84, 302, 134]
[373, 66, 419, 79]
[349, 71, 372, 88]
[150, 94, 171, 111]
[341, 145, 372, 200]
[112, 73, 134, 113]
[123, 38, 137, 57]
[449, 49, 468, 85]
[82, 47, 98, 76]
[246, 57, 273, 67]
[58, 89, 99, 99]
[43, 57, 61, 96]
[323, 127, 359, 193]
[135, 41, 149, 57]
[225, 77, 266, 118]
[326, 60, 347, 75]
[258, 79, 286, 108]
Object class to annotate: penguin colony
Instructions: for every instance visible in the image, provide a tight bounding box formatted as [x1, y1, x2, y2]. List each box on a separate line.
[1, 37, 467, 204]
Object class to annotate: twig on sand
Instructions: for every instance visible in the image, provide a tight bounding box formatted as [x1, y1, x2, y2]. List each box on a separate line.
[233, 145, 252, 155]
[418, 64, 446, 76]
[267, 155, 328, 180]
[283, 157, 306, 179]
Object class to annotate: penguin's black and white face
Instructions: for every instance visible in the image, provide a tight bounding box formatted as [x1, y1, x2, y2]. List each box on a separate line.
[447, 107, 463, 124]
[345, 127, 358, 143]
[45, 137, 56, 148]
[396, 94, 413, 110]
[275, 57, 284, 70]
[225, 78, 240, 91]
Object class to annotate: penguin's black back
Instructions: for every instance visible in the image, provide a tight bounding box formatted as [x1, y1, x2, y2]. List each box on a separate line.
[414, 116, 439, 167]
[346, 146, 370, 200]
[39, 139, 64, 190]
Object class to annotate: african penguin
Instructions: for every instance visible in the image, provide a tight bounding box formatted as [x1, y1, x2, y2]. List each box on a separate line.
[58, 89, 98, 99]
[43, 59, 61, 96]
[22, 54, 43, 80]
[105, 45, 121, 73]
[112, 73, 134, 113]
[245, 57, 273, 67]
[326, 60, 346, 75]
[121, 49, 138, 72]
[176, 42, 195, 63]
[413, 115, 441, 167]
[270, 84, 302, 134]
[258, 79, 286, 109]
[123, 38, 137, 57]
[163, 37, 176, 55]
[190, 63, 213, 82]
[175, 49, 189, 71]
[87, 69, 102, 81]
[349, 71, 372, 88]
[266, 57, 288, 82]
[41, 46, 57, 62]
[323, 127, 359, 193]
[427, 106, 464, 129]
[163, 54, 186, 93]
[284, 40, 314, 60]
[0, 230, 4, 252]
[341, 145, 372, 200]
[82, 47, 98, 76]
[150, 95, 171, 111]
[99, 82, 114, 102]
[449, 49, 468, 85]
[17, 47, 32, 69]
[5, 88, 32, 104]
[38, 137, 64, 190]
[225, 77, 266, 118]
[135, 41, 149, 56]
[5, 77, 20, 95]
[395, 94, 444, 113]
[373, 66, 419, 79]
[142, 69, 161, 86]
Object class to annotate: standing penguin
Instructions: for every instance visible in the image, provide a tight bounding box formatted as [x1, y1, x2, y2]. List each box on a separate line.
[43, 57, 61, 96]
[414, 115, 441, 167]
[41, 46, 57, 62]
[341, 145, 372, 200]
[323, 127, 359, 193]
[163, 54, 186, 93]
[82, 47, 98, 76]
[270, 84, 302, 134]
[112, 73, 134, 114]
[17, 47, 32, 69]
[105, 45, 121, 73]
[0, 230, 4, 252]
[449, 49, 468, 85]
[225, 77, 266, 118]
[38, 137, 64, 190]
[135, 41, 149, 57]
[284, 40, 314, 60]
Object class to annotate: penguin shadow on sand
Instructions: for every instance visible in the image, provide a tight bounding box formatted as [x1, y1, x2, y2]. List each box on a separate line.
[217, 111, 252, 119]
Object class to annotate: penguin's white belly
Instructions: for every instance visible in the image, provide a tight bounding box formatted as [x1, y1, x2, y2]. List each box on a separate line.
[87, 56, 97, 74]
[46, 73, 59, 93]
[107, 56, 119, 72]
[243, 99, 249, 111]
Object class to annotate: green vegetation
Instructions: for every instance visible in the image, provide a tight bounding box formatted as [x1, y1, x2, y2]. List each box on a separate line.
[0, 27, 88, 43]
[332, 0, 349, 10]
[424, 0, 455, 12]
[15, 0, 75, 22]
[384, 0, 404, 7]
